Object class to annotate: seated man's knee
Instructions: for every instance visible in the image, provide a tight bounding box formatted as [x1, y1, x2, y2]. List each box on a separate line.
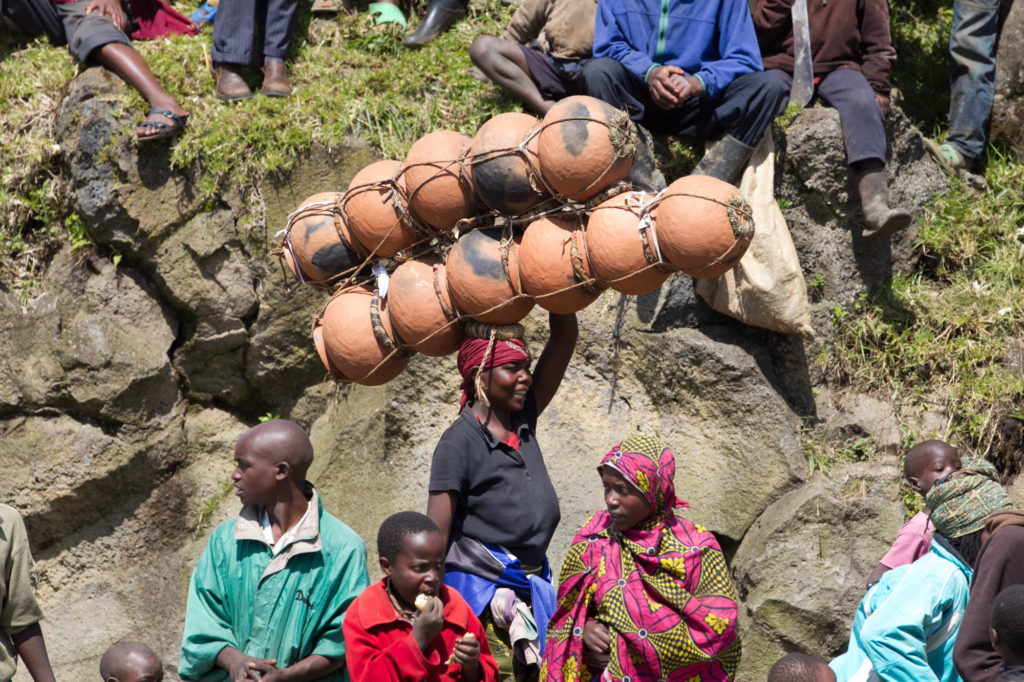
[581, 57, 626, 89]
[469, 34, 499, 69]
[758, 71, 791, 104]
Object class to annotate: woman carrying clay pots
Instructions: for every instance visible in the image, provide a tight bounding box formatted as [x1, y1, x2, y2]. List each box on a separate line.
[426, 312, 578, 682]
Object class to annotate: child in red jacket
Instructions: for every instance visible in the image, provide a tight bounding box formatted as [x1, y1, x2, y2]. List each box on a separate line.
[343, 512, 499, 682]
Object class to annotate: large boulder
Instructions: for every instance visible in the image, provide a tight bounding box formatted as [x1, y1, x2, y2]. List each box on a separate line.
[0, 250, 179, 423]
[991, 0, 1024, 158]
[776, 102, 947, 333]
[731, 460, 905, 680]
[56, 72, 375, 414]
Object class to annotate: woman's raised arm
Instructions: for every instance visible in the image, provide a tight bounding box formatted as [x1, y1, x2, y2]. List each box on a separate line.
[531, 312, 578, 415]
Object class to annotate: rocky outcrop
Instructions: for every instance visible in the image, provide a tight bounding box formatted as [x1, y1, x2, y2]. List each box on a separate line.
[732, 461, 905, 678]
[3, 71, 985, 681]
[776, 101, 947, 328]
[992, 0, 1024, 158]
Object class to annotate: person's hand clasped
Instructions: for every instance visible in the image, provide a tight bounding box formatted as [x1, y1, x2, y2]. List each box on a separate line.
[582, 619, 611, 667]
[648, 65, 703, 109]
[220, 651, 278, 682]
[412, 595, 445, 653]
[244, 659, 287, 681]
[85, 0, 127, 31]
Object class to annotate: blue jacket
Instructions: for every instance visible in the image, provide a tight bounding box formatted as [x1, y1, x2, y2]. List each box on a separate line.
[592, 0, 764, 99]
[830, 539, 972, 682]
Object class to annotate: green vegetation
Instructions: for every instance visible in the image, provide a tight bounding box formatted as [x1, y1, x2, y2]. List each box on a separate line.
[819, 148, 1024, 475]
[193, 479, 234, 535]
[802, 429, 878, 476]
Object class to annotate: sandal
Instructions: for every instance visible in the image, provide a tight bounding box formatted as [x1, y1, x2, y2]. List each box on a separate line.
[189, 1, 217, 25]
[924, 138, 972, 175]
[137, 108, 188, 142]
[369, 2, 406, 27]
[311, 0, 340, 13]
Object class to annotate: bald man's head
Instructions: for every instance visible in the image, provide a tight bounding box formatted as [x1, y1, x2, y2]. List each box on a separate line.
[236, 419, 314, 482]
[904, 440, 961, 495]
[767, 653, 835, 682]
[99, 641, 162, 682]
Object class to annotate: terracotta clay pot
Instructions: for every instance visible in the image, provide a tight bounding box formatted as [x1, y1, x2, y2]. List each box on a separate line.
[312, 323, 346, 380]
[343, 160, 420, 258]
[317, 285, 411, 386]
[387, 255, 465, 356]
[586, 191, 673, 295]
[467, 112, 547, 215]
[284, 192, 363, 287]
[536, 95, 636, 202]
[517, 215, 604, 314]
[402, 131, 477, 232]
[653, 175, 754, 279]
[446, 227, 534, 324]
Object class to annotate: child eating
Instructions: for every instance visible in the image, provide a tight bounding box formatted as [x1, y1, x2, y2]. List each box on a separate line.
[343, 512, 498, 682]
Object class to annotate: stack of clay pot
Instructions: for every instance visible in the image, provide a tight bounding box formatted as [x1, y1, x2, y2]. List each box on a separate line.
[278, 95, 754, 387]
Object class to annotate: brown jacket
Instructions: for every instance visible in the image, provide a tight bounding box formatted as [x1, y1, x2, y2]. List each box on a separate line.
[954, 511, 1024, 682]
[752, 0, 896, 95]
[500, 0, 597, 61]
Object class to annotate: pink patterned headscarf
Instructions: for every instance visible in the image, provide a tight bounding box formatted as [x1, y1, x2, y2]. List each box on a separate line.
[541, 436, 741, 682]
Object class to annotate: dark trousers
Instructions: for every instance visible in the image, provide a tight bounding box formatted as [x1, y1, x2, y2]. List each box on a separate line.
[211, 0, 299, 64]
[580, 57, 788, 147]
[2, 0, 130, 62]
[766, 67, 887, 166]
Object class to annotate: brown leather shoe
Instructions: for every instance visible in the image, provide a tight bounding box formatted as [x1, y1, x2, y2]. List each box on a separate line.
[261, 60, 292, 97]
[215, 65, 253, 102]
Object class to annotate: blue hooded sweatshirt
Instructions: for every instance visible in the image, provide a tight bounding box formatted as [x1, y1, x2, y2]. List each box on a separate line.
[592, 0, 764, 99]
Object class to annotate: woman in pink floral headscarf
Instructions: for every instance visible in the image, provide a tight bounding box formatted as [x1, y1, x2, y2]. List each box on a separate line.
[541, 436, 741, 681]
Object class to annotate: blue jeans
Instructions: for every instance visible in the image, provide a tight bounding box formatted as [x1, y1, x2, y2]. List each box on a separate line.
[947, 0, 999, 160]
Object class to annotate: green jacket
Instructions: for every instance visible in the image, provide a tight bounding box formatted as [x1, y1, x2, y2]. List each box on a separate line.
[179, 488, 369, 681]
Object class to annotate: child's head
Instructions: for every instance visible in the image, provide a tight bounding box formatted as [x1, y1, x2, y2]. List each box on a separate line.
[599, 436, 678, 531]
[990, 584, 1024, 666]
[767, 653, 835, 682]
[904, 440, 961, 496]
[99, 641, 162, 682]
[377, 511, 445, 607]
[232, 420, 314, 507]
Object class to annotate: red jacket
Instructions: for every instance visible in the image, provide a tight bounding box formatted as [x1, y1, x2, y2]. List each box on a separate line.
[343, 581, 499, 682]
[752, 0, 896, 95]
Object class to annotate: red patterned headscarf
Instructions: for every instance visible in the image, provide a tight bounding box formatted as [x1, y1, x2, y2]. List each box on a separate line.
[541, 436, 741, 682]
[456, 336, 530, 410]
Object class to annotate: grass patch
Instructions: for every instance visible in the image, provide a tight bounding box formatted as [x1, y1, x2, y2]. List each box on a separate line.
[819, 146, 1024, 473]
[802, 428, 878, 476]
[0, 0, 520, 289]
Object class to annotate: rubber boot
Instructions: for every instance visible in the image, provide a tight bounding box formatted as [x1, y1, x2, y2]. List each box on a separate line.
[856, 169, 912, 238]
[691, 135, 755, 184]
[402, 0, 467, 48]
[625, 126, 667, 193]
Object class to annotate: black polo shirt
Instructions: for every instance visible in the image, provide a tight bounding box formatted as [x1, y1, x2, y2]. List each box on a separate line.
[429, 392, 561, 566]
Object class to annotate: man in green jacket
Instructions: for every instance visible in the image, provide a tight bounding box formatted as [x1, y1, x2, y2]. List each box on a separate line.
[179, 420, 369, 682]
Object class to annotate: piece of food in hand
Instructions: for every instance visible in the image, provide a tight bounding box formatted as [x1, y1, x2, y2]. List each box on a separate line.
[414, 593, 431, 611]
[445, 632, 476, 664]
